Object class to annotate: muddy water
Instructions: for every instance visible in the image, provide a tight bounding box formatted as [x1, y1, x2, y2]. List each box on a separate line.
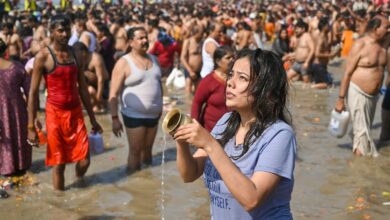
[1, 61, 390, 220]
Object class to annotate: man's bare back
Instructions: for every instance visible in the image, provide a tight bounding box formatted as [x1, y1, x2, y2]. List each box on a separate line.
[147, 28, 159, 52]
[184, 37, 202, 73]
[8, 33, 24, 59]
[115, 27, 128, 52]
[85, 53, 109, 86]
[33, 25, 47, 42]
[314, 32, 337, 64]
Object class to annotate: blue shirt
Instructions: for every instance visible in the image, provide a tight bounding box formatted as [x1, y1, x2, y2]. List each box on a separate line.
[203, 113, 297, 220]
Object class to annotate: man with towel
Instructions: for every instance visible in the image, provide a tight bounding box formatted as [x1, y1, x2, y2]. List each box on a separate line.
[335, 15, 389, 157]
[27, 15, 103, 190]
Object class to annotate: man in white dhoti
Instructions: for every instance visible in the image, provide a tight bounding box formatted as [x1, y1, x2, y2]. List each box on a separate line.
[335, 15, 389, 157]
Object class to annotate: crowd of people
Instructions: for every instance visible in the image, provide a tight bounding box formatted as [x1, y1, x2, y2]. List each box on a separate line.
[0, 0, 389, 218]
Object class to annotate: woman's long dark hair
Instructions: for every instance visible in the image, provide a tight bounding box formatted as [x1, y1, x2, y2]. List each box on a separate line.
[218, 49, 291, 160]
[277, 27, 290, 51]
[213, 45, 234, 69]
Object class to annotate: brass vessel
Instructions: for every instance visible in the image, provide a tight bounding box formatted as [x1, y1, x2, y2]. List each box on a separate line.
[162, 108, 192, 135]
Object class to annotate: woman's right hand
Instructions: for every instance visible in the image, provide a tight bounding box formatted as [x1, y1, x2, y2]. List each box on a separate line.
[174, 119, 216, 150]
[112, 118, 123, 137]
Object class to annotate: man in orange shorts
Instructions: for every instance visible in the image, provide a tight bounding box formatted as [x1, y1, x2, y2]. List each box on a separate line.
[27, 15, 103, 190]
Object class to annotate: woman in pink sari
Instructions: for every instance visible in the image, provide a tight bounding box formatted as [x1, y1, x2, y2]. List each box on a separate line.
[0, 39, 32, 176]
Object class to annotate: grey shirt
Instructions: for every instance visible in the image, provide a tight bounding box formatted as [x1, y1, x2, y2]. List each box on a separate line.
[204, 113, 297, 220]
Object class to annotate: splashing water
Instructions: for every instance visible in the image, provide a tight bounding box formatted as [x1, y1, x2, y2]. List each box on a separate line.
[161, 134, 167, 220]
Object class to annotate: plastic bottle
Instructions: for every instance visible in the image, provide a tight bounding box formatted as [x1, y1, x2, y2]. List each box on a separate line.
[328, 110, 350, 138]
[88, 132, 104, 154]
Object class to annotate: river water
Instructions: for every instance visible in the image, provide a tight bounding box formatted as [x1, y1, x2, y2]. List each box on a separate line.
[1, 60, 390, 220]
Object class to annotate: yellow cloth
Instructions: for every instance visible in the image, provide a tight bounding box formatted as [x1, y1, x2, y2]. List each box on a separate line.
[2, 0, 11, 12]
[60, 0, 68, 10]
[24, 0, 37, 11]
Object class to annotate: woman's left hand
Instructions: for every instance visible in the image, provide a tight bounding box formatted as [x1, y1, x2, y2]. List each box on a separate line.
[174, 119, 215, 149]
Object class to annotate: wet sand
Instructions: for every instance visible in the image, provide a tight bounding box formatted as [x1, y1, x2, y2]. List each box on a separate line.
[1, 60, 390, 220]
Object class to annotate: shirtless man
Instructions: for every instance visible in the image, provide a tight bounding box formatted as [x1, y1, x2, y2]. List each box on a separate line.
[234, 21, 252, 50]
[73, 42, 109, 112]
[181, 16, 197, 41]
[309, 10, 323, 42]
[335, 16, 389, 157]
[311, 18, 340, 89]
[146, 18, 159, 52]
[347, 7, 369, 37]
[287, 20, 315, 83]
[159, 15, 172, 36]
[332, 14, 344, 45]
[180, 25, 203, 93]
[0, 23, 24, 61]
[109, 17, 122, 37]
[197, 11, 209, 31]
[29, 16, 47, 44]
[250, 17, 264, 49]
[112, 18, 128, 60]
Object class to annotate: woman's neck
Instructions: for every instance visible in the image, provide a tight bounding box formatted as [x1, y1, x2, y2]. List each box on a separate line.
[0, 58, 12, 69]
[214, 69, 227, 81]
[239, 111, 255, 128]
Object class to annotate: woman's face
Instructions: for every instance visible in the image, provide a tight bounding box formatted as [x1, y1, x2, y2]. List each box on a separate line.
[280, 30, 288, 39]
[226, 57, 253, 111]
[216, 52, 234, 73]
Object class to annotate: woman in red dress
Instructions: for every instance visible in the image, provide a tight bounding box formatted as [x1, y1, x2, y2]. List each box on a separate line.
[191, 46, 234, 131]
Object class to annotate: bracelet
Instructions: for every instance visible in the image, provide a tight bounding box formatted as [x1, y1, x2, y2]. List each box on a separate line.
[111, 115, 119, 119]
[338, 96, 345, 99]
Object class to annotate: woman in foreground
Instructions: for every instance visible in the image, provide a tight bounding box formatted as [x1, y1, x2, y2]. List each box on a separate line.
[173, 49, 297, 219]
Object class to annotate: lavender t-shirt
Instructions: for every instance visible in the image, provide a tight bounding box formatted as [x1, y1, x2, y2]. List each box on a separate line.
[203, 113, 296, 220]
